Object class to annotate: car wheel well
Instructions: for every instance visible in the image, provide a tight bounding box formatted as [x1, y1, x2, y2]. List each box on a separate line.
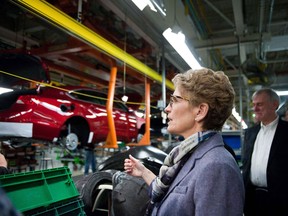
[66, 117, 89, 129]
[61, 117, 90, 149]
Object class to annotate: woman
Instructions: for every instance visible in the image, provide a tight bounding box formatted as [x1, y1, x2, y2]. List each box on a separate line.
[124, 68, 244, 216]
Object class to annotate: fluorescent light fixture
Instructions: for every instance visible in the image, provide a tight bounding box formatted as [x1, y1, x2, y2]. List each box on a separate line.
[131, 0, 148, 10]
[241, 120, 247, 129]
[150, 0, 166, 16]
[232, 108, 247, 129]
[121, 95, 128, 102]
[131, 0, 157, 12]
[276, 90, 288, 96]
[232, 108, 241, 122]
[0, 87, 13, 95]
[163, 28, 202, 70]
[147, 1, 157, 12]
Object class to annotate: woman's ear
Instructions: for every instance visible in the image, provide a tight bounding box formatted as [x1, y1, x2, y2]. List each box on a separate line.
[195, 103, 209, 121]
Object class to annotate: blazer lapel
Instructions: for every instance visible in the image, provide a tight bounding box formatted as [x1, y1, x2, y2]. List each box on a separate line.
[245, 125, 260, 161]
[267, 119, 284, 165]
[161, 134, 223, 201]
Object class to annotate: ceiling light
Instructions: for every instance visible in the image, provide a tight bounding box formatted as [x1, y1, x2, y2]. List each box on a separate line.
[147, 1, 157, 12]
[150, 0, 166, 16]
[131, 0, 148, 10]
[131, 0, 156, 12]
[171, 25, 182, 34]
[241, 120, 248, 129]
[0, 87, 13, 95]
[121, 95, 128, 102]
[232, 108, 247, 129]
[163, 28, 202, 70]
[276, 90, 288, 96]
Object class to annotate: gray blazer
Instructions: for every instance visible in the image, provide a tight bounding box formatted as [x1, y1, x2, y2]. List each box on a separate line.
[150, 133, 244, 216]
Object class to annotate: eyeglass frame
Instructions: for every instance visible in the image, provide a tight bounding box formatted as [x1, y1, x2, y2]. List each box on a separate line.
[169, 94, 190, 106]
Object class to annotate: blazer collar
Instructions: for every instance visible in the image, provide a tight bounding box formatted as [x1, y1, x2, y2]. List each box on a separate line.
[163, 133, 223, 195]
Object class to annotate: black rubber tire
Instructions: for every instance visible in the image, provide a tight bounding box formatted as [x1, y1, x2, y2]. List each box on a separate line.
[75, 170, 117, 216]
[98, 145, 167, 175]
[111, 171, 149, 216]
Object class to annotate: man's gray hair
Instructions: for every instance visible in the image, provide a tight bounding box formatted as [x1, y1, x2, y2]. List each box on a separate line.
[253, 88, 280, 108]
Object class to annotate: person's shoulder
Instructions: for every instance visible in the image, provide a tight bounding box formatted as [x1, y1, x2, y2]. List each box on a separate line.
[279, 118, 288, 125]
[278, 118, 288, 129]
[244, 124, 260, 133]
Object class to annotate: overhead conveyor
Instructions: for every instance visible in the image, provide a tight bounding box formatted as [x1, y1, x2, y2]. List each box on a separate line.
[11, 0, 174, 90]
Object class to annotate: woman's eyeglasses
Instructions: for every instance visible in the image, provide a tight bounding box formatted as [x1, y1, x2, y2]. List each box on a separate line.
[169, 94, 189, 106]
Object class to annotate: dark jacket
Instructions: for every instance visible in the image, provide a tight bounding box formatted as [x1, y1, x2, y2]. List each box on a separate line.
[0, 167, 10, 175]
[242, 118, 288, 214]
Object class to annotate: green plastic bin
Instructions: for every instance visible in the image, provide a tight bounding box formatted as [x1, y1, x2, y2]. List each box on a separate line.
[0, 167, 79, 212]
[25, 198, 86, 216]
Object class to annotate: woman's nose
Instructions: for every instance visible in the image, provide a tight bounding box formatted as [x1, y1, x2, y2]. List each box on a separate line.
[164, 105, 170, 113]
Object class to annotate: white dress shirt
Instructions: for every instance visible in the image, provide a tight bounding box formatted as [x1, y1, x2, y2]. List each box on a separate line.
[250, 116, 279, 187]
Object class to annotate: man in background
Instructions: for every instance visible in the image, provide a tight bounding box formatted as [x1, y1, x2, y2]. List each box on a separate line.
[242, 88, 288, 215]
[84, 143, 96, 176]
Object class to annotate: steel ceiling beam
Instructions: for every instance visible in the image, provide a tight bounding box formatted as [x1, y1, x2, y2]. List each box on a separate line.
[11, 0, 174, 90]
[0, 26, 39, 48]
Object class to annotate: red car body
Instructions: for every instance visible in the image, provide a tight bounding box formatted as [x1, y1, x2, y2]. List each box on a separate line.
[0, 86, 138, 150]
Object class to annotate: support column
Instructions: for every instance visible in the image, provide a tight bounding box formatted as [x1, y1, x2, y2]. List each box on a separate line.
[105, 66, 118, 148]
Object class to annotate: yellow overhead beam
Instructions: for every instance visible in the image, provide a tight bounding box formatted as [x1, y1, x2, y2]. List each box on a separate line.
[12, 0, 174, 90]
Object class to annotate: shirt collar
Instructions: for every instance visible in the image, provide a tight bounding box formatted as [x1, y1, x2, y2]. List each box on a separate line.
[261, 116, 279, 129]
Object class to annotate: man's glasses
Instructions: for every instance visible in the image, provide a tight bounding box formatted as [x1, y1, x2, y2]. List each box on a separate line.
[169, 94, 189, 106]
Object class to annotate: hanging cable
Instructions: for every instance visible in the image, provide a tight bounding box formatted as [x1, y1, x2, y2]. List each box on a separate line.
[77, 0, 83, 23]
[121, 10, 128, 103]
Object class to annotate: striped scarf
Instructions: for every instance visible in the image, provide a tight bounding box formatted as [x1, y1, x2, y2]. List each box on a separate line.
[145, 130, 216, 215]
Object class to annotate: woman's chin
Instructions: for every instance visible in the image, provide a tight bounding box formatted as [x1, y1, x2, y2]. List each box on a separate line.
[167, 126, 175, 134]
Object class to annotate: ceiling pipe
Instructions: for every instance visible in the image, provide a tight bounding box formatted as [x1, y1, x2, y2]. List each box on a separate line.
[77, 0, 82, 23]
[161, 45, 166, 110]
[259, 0, 274, 62]
[267, 0, 275, 32]
[236, 36, 244, 136]
[204, 0, 235, 28]
[232, 0, 245, 36]
[184, 0, 207, 38]
[11, 0, 174, 90]
[259, 0, 265, 60]
[258, 0, 265, 34]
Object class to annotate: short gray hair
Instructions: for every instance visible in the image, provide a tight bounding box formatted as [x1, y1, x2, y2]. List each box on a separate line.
[252, 88, 280, 108]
